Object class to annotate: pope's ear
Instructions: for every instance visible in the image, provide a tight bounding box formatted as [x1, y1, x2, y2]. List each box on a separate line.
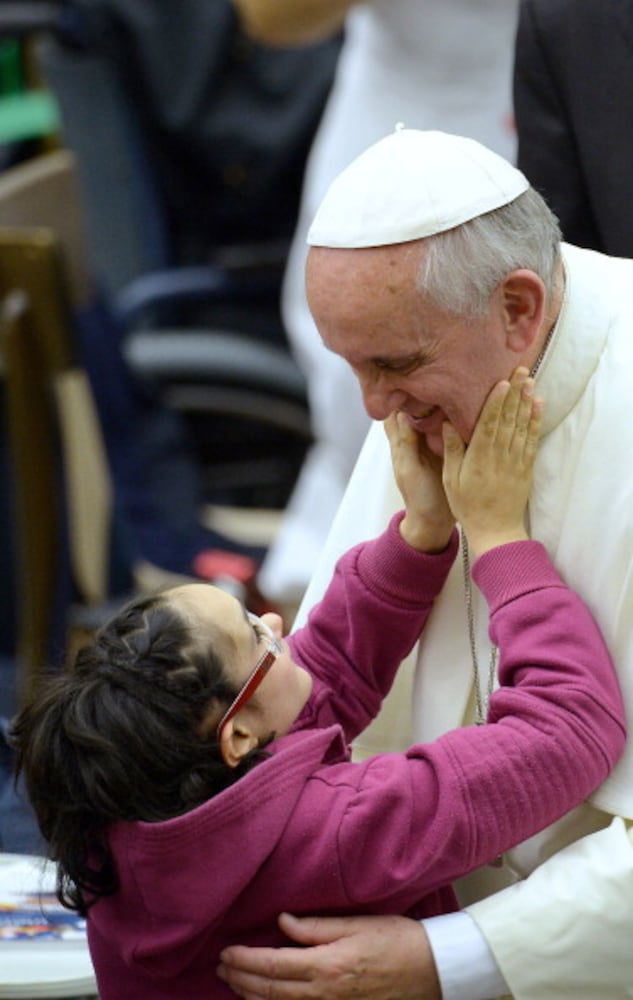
[499, 269, 546, 353]
[218, 718, 259, 769]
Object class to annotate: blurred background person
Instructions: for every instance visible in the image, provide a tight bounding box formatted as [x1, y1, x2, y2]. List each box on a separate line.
[0, 0, 342, 607]
[234, 0, 521, 607]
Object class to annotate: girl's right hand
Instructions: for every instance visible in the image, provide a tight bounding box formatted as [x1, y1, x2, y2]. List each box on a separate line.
[385, 410, 455, 552]
[442, 367, 543, 558]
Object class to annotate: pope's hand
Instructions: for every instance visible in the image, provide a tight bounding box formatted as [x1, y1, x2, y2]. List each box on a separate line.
[217, 912, 440, 1000]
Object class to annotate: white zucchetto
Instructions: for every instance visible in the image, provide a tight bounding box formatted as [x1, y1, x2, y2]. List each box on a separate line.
[307, 127, 530, 249]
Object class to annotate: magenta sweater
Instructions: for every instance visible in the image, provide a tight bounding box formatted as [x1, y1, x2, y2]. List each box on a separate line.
[88, 514, 625, 999]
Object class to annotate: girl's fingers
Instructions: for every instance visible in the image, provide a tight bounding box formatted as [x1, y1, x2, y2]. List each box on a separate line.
[467, 378, 509, 455]
[384, 410, 416, 449]
[523, 397, 544, 466]
[473, 368, 536, 463]
[384, 412, 407, 468]
[441, 421, 465, 493]
[503, 376, 543, 473]
[496, 368, 530, 452]
[385, 411, 429, 497]
[383, 411, 399, 447]
[506, 375, 534, 453]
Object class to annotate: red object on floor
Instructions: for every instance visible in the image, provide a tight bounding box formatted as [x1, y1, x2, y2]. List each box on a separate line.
[193, 550, 257, 584]
[192, 549, 281, 618]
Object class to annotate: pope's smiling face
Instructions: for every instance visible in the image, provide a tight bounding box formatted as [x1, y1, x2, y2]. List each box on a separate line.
[306, 242, 521, 456]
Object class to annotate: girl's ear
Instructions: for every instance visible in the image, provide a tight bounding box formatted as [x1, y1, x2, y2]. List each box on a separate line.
[218, 718, 259, 768]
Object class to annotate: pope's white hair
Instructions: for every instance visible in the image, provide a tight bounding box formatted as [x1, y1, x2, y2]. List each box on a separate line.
[417, 187, 562, 318]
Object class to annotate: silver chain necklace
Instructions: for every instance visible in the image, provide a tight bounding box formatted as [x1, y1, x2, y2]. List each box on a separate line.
[462, 323, 556, 724]
[462, 534, 497, 724]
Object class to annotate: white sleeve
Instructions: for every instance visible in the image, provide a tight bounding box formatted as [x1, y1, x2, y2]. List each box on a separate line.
[466, 817, 633, 1000]
[422, 912, 509, 1000]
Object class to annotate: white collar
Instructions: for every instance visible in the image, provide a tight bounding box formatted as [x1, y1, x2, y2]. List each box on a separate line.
[536, 243, 611, 438]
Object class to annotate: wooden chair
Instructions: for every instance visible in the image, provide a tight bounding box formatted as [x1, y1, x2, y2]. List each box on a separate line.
[0, 228, 116, 706]
[0, 151, 202, 707]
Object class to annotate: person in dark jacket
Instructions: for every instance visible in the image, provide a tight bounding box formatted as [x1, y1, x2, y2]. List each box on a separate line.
[514, 0, 633, 256]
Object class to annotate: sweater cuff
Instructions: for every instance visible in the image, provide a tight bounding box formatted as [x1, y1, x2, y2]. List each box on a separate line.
[355, 512, 459, 607]
[472, 539, 564, 615]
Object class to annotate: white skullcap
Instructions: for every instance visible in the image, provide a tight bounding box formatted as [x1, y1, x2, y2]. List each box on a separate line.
[307, 127, 530, 248]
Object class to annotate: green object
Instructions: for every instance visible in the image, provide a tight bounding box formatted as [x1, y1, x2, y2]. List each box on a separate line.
[0, 39, 23, 95]
[0, 91, 60, 143]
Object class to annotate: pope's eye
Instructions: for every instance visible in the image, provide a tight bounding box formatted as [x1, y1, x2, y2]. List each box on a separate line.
[375, 356, 422, 375]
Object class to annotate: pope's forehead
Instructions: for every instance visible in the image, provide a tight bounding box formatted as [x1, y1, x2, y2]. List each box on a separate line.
[307, 242, 422, 286]
[306, 250, 435, 353]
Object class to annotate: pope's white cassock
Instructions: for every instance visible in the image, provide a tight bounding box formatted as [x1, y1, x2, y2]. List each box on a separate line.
[295, 240, 633, 1000]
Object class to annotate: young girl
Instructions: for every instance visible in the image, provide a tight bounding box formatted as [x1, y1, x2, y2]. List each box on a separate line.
[11, 370, 625, 1000]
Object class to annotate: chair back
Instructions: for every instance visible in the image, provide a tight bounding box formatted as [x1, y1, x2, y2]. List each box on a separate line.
[0, 288, 58, 703]
[0, 227, 114, 704]
[37, 34, 170, 300]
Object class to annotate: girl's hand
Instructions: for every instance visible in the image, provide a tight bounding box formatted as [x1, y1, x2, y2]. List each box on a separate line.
[385, 411, 455, 552]
[442, 367, 543, 557]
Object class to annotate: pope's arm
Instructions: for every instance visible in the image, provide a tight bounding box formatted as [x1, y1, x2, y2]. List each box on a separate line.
[231, 0, 353, 45]
[463, 488, 633, 999]
[464, 817, 633, 1000]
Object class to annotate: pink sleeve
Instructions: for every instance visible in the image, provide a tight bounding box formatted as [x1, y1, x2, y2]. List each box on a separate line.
[288, 514, 458, 741]
[332, 541, 626, 909]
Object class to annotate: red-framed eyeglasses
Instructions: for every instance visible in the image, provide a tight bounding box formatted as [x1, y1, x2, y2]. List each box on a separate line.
[216, 612, 282, 743]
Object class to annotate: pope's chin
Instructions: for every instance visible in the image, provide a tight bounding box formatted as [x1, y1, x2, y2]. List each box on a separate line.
[407, 411, 446, 456]
[423, 431, 445, 457]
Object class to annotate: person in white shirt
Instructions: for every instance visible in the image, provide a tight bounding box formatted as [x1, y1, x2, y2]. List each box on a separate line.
[233, 0, 520, 605]
[217, 128, 633, 1000]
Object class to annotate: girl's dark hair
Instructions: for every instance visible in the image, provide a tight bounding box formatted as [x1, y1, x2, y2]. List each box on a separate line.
[10, 591, 266, 916]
